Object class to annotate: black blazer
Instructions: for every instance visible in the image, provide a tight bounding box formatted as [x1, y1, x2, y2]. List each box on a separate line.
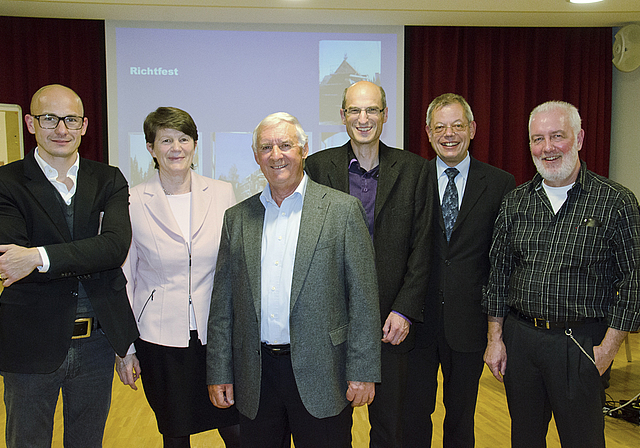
[416, 156, 515, 353]
[0, 150, 139, 373]
[305, 141, 432, 353]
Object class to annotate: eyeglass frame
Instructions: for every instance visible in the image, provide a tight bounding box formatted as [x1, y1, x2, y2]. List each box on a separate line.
[342, 107, 384, 117]
[31, 114, 86, 130]
[429, 122, 470, 136]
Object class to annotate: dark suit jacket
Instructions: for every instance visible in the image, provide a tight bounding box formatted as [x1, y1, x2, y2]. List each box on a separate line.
[305, 141, 432, 353]
[206, 179, 381, 420]
[416, 156, 515, 353]
[0, 150, 139, 373]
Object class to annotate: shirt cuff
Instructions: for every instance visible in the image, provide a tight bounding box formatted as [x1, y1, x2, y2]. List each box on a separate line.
[36, 247, 49, 273]
[392, 310, 412, 325]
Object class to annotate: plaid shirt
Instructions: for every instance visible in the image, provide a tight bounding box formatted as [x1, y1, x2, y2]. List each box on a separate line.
[483, 162, 640, 332]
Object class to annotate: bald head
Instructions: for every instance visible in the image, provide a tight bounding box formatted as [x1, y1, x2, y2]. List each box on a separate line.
[30, 84, 84, 116]
[342, 81, 386, 111]
[25, 84, 88, 171]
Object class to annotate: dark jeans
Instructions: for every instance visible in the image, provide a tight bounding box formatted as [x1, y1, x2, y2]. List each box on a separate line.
[1, 330, 115, 448]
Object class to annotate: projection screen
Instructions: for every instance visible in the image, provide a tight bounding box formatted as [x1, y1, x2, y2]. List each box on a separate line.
[106, 22, 403, 201]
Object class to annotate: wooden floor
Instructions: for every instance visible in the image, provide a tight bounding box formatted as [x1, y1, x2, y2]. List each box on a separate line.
[0, 333, 639, 447]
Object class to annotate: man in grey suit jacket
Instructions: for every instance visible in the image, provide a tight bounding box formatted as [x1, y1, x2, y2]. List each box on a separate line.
[207, 112, 381, 448]
[0, 84, 138, 447]
[305, 81, 431, 447]
[403, 94, 515, 447]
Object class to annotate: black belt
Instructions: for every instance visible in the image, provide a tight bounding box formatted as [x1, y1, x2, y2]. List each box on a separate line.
[261, 342, 291, 356]
[72, 317, 100, 339]
[510, 309, 602, 330]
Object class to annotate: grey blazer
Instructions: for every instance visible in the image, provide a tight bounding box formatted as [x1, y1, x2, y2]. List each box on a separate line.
[207, 178, 381, 419]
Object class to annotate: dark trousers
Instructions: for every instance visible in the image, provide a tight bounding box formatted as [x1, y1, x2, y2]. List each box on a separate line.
[1, 330, 115, 448]
[367, 349, 408, 448]
[239, 346, 352, 448]
[402, 327, 484, 448]
[503, 314, 608, 448]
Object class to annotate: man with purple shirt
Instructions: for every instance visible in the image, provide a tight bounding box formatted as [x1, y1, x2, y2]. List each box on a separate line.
[305, 81, 432, 447]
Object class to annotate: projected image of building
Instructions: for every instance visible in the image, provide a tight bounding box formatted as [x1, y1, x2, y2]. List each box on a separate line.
[318, 41, 382, 126]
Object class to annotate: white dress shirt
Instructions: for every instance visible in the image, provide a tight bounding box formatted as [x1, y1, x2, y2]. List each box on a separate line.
[259, 174, 308, 345]
[33, 147, 80, 272]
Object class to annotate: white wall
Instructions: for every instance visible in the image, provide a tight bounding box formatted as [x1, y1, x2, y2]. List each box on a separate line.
[610, 64, 640, 199]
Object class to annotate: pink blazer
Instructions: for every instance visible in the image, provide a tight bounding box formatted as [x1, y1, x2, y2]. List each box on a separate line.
[123, 171, 236, 348]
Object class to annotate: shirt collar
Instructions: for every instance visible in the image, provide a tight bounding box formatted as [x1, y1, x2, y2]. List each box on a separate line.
[260, 173, 309, 208]
[436, 153, 471, 181]
[347, 146, 380, 176]
[33, 147, 80, 183]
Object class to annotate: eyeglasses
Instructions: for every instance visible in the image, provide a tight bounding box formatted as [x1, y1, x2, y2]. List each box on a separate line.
[430, 123, 469, 135]
[32, 114, 84, 130]
[344, 107, 383, 117]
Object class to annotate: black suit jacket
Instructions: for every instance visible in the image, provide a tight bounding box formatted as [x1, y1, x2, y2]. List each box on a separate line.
[416, 156, 515, 353]
[0, 150, 139, 373]
[305, 141, 432, 353]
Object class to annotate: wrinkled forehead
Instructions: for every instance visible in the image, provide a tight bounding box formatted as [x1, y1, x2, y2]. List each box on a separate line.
[259, 121, 297, 143]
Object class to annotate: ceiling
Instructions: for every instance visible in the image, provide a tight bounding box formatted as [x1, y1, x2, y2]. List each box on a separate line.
[1, 0, 639, 27]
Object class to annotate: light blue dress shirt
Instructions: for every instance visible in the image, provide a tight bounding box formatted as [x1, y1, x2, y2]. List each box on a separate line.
[436, 153, 470, 208]
[259, 174, 308, 345]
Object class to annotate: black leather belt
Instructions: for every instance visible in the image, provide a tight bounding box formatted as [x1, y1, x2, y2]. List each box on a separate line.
[261, 342, 291, 356]
[72, 317, 100, 339]
[510, 309, 602, 330]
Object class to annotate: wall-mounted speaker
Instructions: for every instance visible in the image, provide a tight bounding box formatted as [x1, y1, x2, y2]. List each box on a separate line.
[613, 24, 640, 73]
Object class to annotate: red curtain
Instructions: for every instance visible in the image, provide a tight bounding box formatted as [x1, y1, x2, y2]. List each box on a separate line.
[0, 16, 107, 162]
[404, 26, 612, 185]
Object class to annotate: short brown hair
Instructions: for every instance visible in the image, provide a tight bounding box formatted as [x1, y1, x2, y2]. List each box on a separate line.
[143, 107, 198, 169]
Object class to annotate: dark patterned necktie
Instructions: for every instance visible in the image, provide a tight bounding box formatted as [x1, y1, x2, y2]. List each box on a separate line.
[442, 167, 459, 241]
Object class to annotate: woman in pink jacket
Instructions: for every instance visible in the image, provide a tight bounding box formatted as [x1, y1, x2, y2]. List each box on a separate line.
[116, 107, 238, 448]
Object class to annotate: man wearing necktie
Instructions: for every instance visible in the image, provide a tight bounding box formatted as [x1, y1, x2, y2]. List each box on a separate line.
[403, 93, 515, 447]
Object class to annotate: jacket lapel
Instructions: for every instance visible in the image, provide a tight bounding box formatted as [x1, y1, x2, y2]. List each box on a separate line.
[290, 180, 327, 310]
[190, 172, 211, 239]
[73, 159, 98, 239]
[454, 157, 487, 231]
[374, 143, 399, 225]
[143, 172, 185, 241]
[325, 143, 350, 192]
[23, 151, 72, 241]
[429, 158, 446, 234]
[242, 195, 265, 323]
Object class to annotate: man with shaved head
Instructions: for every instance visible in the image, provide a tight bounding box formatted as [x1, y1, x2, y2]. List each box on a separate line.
[306, 81, 431, 447]
[0, 84, 138, 447]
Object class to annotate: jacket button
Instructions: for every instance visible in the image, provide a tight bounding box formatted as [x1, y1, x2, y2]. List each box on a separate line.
[72, 291, 78, 297]
[444, 260, 451, 266]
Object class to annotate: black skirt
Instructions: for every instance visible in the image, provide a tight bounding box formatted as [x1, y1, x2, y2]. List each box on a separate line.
[135, 331, 239, 437]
